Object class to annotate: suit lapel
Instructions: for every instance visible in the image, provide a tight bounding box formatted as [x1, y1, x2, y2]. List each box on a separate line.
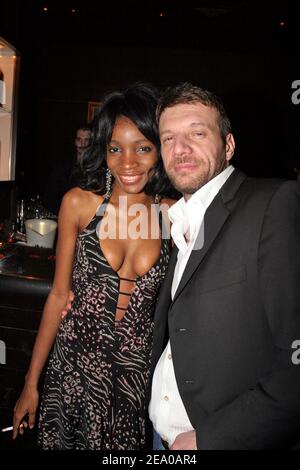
[153, 244, 178, 322]
[172, 195, 229, 303]
[172, 169, 247, 304]
[151, 244, 178, 366]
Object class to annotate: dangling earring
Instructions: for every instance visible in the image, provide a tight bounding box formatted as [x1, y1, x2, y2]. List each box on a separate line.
[105, 168, 112, 198]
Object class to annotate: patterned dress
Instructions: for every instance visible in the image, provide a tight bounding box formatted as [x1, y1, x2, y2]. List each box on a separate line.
[38, 196, 171, 450]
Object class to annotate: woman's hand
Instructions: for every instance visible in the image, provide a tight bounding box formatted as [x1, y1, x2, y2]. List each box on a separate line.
[12, 384, 39, 439]
[61, 290, 74, 318]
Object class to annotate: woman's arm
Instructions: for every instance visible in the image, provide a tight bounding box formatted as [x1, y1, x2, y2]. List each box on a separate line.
[12, 189, 82, 438]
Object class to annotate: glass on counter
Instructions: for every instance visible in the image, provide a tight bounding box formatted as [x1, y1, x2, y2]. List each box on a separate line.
[0, 195, 57, 245]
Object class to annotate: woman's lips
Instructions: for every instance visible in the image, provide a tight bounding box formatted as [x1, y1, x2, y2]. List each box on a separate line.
[119, 174, 144, 185]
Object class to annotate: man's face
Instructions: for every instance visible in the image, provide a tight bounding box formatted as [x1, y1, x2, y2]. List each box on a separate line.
[159, 103, 235, 199]
[75, 129, 91, 156]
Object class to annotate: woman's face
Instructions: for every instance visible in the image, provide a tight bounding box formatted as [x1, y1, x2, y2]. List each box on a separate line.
[106, 116, 158, 195]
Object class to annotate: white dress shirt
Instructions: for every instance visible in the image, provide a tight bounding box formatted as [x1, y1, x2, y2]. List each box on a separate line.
[149, 165, 235, 446]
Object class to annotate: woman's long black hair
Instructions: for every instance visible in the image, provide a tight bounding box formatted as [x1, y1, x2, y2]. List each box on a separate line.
[76, 82, 178, 198]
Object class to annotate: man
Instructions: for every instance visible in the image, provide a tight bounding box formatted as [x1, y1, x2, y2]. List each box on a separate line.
[149, 82, 300, 450]
[74, 125, 92, 159]
[42, 125, 91, 215]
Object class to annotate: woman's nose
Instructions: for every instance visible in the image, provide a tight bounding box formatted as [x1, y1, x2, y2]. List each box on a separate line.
[122, 151, 138, 168]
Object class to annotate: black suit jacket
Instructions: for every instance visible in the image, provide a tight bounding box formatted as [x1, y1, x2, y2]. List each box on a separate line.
[151, 169, 300, 449]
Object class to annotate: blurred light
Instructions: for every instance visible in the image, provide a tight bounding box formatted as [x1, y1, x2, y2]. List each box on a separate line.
[160, 12, 164, 17]
[71, 8, 76, 14]
[43, 7, 48, 12]
[279, 20, 285, 27]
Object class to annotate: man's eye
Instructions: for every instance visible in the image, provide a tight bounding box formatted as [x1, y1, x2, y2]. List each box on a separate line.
[162, 136, 173, 144]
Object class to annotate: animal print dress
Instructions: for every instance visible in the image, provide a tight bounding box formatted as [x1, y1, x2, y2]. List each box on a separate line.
[38, 196, 171, 450]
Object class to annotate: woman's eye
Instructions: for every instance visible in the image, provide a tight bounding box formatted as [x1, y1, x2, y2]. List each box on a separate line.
[108, 147, 120, 153]
[138, 146, 152, 153]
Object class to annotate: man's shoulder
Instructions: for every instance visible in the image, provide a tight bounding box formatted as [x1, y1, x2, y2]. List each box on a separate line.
[236, 176, 300, 220]
[223, 171, 299, 217]
[245, 176, 299, 198]
[221, 169, 285, 205]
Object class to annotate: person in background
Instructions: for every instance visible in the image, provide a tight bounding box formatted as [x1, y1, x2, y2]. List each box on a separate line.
[149, 82, 300, 450]
[293, 167, 300, 182]
[74, 125, 92, 159]
[42, 125, 92, 215]
[12, 83, 176, 450]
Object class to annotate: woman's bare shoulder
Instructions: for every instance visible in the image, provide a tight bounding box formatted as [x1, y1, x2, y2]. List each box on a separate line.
[62, 187, 104, 210]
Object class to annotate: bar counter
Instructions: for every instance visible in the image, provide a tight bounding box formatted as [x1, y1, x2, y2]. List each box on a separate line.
[0, 242, 55, 449]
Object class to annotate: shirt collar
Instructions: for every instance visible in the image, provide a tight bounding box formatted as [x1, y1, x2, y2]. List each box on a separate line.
[168, 165, 235, 253]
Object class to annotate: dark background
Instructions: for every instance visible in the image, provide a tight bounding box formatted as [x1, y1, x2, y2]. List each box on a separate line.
[0, 0, 299, 451]
[1, 0, 300, 206]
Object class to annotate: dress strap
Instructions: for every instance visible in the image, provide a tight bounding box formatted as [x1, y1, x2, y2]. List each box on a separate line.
[119, 276, 136, 282]
[95, 194, 111, 218]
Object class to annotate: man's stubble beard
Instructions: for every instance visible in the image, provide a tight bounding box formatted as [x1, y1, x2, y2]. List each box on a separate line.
[168, 171, 208, 195]
[166, 153, 228, 195]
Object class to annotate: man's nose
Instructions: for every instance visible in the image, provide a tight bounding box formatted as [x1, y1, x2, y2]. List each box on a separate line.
[77, 138, 90, 147]
[173, 135, 192, 155]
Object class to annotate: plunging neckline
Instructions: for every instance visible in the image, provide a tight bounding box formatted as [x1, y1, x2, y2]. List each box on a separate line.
[95, 195, 164, 324]
[96, 195, 163, 281]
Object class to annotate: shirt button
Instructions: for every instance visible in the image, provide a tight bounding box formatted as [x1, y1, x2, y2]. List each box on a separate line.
[168, 353, 172, 360]
[163, 395, 169, 401]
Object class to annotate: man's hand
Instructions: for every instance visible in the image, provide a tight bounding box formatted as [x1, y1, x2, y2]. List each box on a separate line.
[170, 430, 197, 450]
[61, 290, 74, 318]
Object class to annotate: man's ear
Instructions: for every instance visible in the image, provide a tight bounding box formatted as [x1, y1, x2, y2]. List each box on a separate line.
[225, 133, 235, 162]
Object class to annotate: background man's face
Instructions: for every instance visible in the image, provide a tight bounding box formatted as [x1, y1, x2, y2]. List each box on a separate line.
[159, 102, 235, 199]
[75, 129, 91, 156]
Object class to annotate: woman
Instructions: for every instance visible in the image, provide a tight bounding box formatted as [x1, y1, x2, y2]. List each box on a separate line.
[12, 83, 176, 450]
